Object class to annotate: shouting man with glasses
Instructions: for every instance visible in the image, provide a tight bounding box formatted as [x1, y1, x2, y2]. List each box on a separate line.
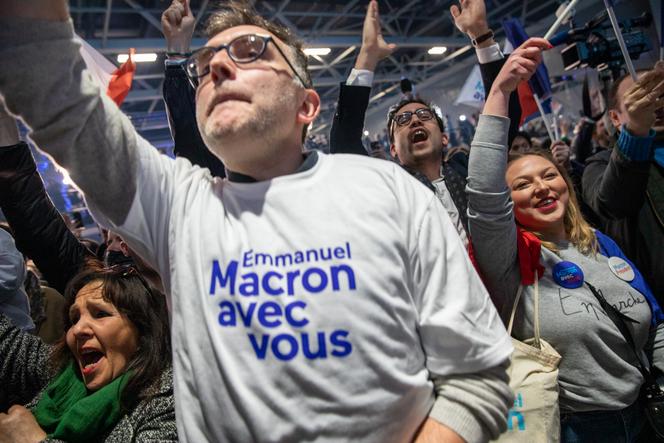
[0, 1, 513, 441]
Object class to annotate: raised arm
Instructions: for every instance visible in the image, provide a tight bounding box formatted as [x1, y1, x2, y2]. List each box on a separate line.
[161, 0, 226, 177]
[0, 106, 91, 294]
[451, 0, 522, 145]
[582, 67, 664, 220]
[466, 38, 549, 312]
[329, 0, 395, 155]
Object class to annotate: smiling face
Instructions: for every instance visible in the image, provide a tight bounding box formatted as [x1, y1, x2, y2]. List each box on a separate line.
[194, 25, 308, 166]
[65, 281, 139, 391]
[506, 155, 569, 239]
[389, 102, 447, 167]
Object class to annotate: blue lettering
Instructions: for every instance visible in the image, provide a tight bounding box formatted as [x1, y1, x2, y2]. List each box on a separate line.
[286, 270, 300, 295]
[258, 302, 282, 328]
[302, 332, 327, 359]
[507, 410, 525, 431]
[294, 252, 305, 263]
[217, 301, 236, 326]
[272, 334, 299, 361]
[302, 267, 328, 293]
[333, 247, 345, 259]
[236, 302, 257, 327]
[249, 334, 269, 359]
[262, 271, 284, 296]
[330, 330, 352, 357]
[285, 301, 309, 327]
[331, 265, 356, 291]
[243, 250, 253, 267]
[319, 248, 332, 260]
[209, 260, 237, 295]
[239, 273, 259, 296]
[346, 242, 352, 259]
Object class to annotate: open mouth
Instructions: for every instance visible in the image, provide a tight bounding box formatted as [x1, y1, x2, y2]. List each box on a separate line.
[80, 350, 104, 376]
[535, 197, 557, 211]
[410, 129, 428, 143]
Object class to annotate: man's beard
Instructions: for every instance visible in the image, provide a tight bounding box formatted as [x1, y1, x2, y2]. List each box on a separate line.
[199, 83, 297, 155]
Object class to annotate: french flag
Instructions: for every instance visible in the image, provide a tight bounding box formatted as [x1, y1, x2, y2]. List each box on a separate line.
[502, 18, 553, 126]
[76, 36, 137, 106]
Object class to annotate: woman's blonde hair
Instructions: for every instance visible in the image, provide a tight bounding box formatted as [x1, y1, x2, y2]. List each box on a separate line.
[507, 149, 598, 255]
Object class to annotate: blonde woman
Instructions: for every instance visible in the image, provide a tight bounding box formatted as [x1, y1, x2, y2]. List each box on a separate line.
[467, 38, 664, 442]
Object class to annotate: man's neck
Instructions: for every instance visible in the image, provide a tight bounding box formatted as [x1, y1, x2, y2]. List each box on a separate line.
[225, 141, 306, 182]
[413, 156, 443, 182]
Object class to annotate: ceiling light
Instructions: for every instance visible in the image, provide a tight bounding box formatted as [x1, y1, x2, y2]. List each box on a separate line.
[459, 114, 467, 122]
[304, 48, 331, 56]
[117, 53, 158, 63]
[427, 46, 448, 55]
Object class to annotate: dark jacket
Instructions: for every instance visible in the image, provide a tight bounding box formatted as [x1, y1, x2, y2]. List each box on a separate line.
[582, 146, 664, 298]
[0, 315, 177, 442]
[328, 58, 520, 232]
[163, 62, 226, 178]
[0, 142, 90, 294]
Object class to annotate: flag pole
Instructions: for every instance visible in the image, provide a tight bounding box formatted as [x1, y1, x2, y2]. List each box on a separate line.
[544, 0, 581, 40]
[603, 0, 638, 80]
[534, 94, 555, 141]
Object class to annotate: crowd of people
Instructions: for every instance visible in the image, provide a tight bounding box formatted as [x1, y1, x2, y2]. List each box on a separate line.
[0, 0, 663, 441]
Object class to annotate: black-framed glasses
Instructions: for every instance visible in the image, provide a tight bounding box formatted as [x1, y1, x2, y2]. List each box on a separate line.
[391, 108, 435, 127]
[184, 34, 309, 88]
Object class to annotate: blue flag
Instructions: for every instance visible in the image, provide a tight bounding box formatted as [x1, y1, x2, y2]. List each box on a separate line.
[502, 18, 553, 99]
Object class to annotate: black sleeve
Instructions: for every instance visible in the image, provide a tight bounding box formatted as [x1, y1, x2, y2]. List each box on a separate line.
[329, 83, 371, 156]
[0, 315, 51, 411]
[479, 58, 521, 146]
[163, 63, 226, 178]
[582, 147, 651, 220]
[0, 143, 90, 294]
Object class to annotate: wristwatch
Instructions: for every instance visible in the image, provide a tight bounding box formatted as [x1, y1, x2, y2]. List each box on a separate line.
[471, 30, 494, 48]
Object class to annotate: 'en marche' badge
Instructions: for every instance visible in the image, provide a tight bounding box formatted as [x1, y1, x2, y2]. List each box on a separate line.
[552, 261, 584, 289]
[607, 257, 635, 282]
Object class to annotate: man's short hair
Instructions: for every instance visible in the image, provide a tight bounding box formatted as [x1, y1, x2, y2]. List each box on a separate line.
[386, 97, 445, 143]
[205, 1, 313, 142]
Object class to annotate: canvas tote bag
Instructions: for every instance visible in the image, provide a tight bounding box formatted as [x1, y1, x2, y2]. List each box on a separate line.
[493, 272, 562, 442]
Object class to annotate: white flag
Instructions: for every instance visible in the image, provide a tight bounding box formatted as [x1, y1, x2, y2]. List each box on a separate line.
[455, 65, 485, 109]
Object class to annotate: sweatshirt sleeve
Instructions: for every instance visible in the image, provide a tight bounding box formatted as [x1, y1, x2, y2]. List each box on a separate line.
[429, 359, 512, 442]
[0, 18, 140, 226]
[466, 115, 521, 314]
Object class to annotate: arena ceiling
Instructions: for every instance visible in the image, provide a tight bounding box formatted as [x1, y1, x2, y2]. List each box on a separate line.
[68, 0, 596, 150]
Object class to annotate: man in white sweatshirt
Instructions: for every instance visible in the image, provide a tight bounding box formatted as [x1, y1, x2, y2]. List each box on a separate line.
[0, 1, 513, 441]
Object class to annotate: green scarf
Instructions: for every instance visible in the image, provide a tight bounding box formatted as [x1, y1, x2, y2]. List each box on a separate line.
[32, 361, 132, 443]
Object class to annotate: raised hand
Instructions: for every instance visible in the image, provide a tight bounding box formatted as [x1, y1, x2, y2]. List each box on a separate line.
[0, 97, 19, 147]
[354, 0, 397, 71]
[550, 140, 571, 170]
[622, 62, 664, 136]
[450, 0, 490, 41]
[484, 38, 551, 117]
[161, 0, 196, 55]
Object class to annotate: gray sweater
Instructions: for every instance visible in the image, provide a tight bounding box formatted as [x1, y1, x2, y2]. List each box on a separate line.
[467, 114, 664, 413]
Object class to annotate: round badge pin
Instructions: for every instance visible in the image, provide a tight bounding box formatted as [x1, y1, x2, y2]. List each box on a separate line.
[607, 256, 635, 282]
[552, 261, 584, 289]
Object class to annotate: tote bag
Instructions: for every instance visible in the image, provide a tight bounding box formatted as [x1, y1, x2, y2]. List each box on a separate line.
[493, 272, 562, 442]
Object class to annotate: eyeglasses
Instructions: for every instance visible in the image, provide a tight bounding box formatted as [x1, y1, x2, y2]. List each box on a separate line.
[391, 108, 436, 127]
[184, 34, 309, 89]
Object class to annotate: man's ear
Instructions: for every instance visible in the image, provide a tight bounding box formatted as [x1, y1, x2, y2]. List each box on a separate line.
[441, 132, 449, 148]
[390, 143, 398, 160]
[608, 109, 622, 132]
[297, 89, 321, 128]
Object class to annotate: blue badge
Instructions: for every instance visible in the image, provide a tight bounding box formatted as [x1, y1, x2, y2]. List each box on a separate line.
[552, 261, 584, 289]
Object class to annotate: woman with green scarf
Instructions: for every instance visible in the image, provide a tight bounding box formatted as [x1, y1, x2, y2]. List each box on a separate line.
[0, 263, 176, 442]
